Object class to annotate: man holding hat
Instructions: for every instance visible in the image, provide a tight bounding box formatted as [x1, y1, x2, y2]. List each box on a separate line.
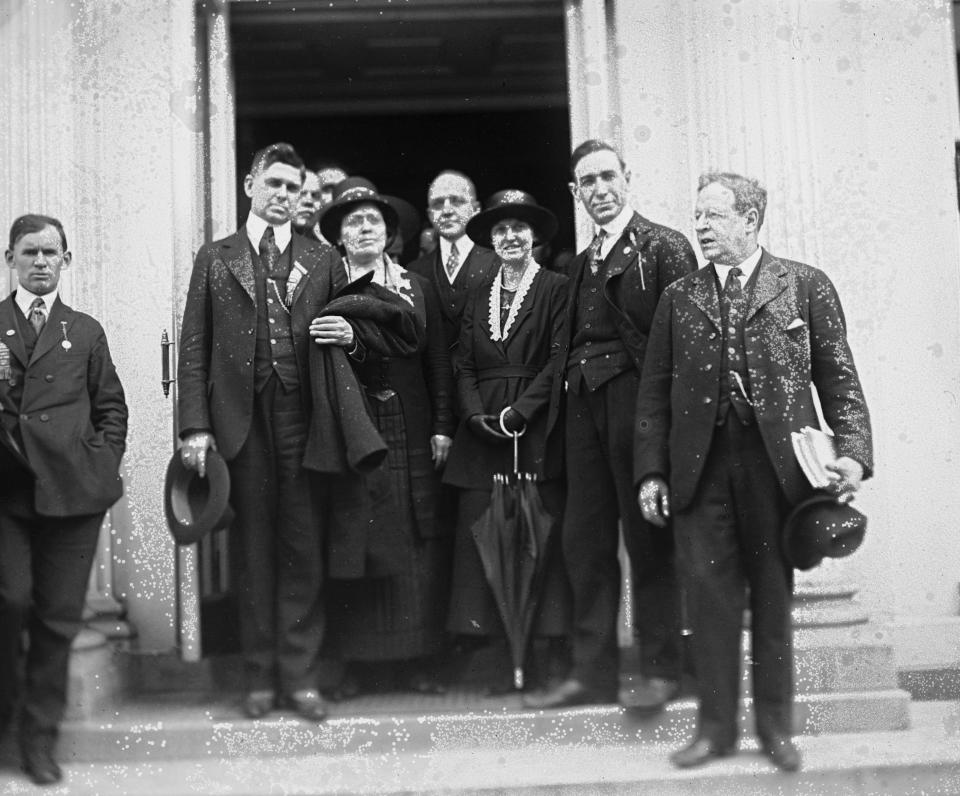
[635, 171, 872, 771]
[0, 214, 128, 785]
[177, 142, 357, 722]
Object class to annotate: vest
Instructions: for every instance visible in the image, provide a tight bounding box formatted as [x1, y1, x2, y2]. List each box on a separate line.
[716, 268, 756, 426]
[251, 242, 299, 393]
[566, 251, 631, 393]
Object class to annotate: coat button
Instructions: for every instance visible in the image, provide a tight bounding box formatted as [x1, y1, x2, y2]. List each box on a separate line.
[20, 413, 28, 420]
[703, 397, 712, 404]
[40, 414, 49, 421]
[45, 374, 54, 382]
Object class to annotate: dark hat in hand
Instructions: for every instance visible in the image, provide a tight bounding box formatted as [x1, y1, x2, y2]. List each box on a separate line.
[164, 449, 233, 545]
[466, 189, 558, 248]
[782, 492, 867, 571]
[318, 176, 401, 246]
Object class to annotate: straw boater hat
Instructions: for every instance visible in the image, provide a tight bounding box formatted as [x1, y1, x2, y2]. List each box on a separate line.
[318, 176, 401, 245]
[781, 492, 867, 570]
[466, 189, 558, 249]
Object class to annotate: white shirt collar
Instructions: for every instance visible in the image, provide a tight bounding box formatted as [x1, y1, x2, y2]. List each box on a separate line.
[714, 246, 762, 286]
[595, 205, 634, 258]
[439, 234, 474, 282]
[15, 286, 58, 318]
[245, 212, 292, 254]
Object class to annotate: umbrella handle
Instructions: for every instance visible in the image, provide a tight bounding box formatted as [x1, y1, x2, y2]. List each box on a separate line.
[498, 407, 526, 477]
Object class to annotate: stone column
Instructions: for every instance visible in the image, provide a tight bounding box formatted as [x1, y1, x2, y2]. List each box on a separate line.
[566, 0, 960, 671]
[0, 0, 208, 652]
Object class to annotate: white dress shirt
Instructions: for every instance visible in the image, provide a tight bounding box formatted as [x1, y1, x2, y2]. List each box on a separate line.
[245, 212, 292, 254]
[593, 205, 635, 260]
[439, 235, 474, 283]
[713, 245, 763, 289]
[15, 286, 59, 320]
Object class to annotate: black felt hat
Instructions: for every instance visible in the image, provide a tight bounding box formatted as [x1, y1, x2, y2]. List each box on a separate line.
[318, 176, 401, 246]
[782, 492, 867, 571]
[164, 449, 233, 545]
[466, 189, 558, 248]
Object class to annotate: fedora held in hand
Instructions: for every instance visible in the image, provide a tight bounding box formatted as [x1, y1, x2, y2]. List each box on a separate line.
[781, 491, 867, 570]
[164, 448, 234, 545]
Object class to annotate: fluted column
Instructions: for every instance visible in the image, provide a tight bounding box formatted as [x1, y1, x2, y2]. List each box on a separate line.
[1, 0, 208, 651]
[565, 0, 960, 664]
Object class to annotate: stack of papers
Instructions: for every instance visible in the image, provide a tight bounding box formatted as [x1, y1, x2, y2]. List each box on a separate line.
[791, 426, 838, 489]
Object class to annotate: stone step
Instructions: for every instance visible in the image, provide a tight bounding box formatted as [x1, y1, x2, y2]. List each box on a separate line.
[0, 701, 955, 796]
[1, 684, 910, 766]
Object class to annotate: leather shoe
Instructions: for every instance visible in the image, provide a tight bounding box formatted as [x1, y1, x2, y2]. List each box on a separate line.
[241, 689, 275, 719]
[521, 678, 615, 709]
[20, 732, 62, 786]
[670, 737, 734, 768]
[619, 677, 679, 714]
[760, 734, 801, 772]
[285, 689, 328, 722]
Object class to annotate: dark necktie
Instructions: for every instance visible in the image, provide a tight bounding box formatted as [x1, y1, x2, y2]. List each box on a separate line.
[28, 297, 47, 336]
[260, 226, 287, 303]
[588, 229, 607, 275]
[259, 226, 281, 276]
[720, 266, 751, 417]
[445, 242, 460, 278]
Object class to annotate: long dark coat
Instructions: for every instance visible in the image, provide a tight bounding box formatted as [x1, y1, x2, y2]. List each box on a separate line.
[634, 249, 874, 509]
[444, 266, 567, 487]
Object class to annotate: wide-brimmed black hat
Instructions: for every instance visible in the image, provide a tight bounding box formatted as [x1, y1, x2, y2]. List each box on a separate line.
[164, 449, 234, 545]
[781, 492, 867, 571]
[466, 189, 558, 249]
[318, 176, 401, 245]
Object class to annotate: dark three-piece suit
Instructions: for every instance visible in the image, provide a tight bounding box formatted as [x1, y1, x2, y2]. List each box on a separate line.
[550, 211, 697, 692]
[634, 249, 873, 745]
[177, 228, 340, 694]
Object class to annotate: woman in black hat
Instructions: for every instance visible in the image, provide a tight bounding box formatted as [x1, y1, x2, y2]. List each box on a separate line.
[443, 189, 571, 691]
[316, 177, 455, 695]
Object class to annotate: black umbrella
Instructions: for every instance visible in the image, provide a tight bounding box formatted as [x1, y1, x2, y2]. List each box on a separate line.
[471, 431, 556, 690]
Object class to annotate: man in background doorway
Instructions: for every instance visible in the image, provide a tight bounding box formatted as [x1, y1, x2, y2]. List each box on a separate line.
[407, 170, 498, 373]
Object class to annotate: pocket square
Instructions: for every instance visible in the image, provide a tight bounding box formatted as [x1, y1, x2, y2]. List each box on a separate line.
[786, 318, 806, 330]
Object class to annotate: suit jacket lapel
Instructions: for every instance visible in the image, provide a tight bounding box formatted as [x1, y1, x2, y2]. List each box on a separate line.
[687, 267, 721, 331]
[30, 297, 71, 364]
[0, 296, 28, 368]
[289, 235, 326, 307]
[223, 231, 256, 303]
[745, 250, 787, 322]
[603, 212, 645, 281]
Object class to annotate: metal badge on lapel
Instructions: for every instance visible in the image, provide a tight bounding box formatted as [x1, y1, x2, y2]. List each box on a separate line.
[0, 341, 10, 381]
[60, 321, 72, 350]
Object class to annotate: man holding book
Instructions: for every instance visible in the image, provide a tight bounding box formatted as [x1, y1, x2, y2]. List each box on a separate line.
[634, 172, 872, 772]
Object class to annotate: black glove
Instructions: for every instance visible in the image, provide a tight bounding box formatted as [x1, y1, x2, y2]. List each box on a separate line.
[467, 414, 509, 442]
[499, 407, 526, 434]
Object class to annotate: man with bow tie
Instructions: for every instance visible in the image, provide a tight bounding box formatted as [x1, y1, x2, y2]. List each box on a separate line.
[635, 172, 872, 771]
[178, 142, 355, 722]
[0, 214, 128, 785]
[526, 140, 696, 711]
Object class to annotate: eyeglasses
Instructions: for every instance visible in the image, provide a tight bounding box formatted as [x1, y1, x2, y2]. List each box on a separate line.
[428, 195, 472, 212]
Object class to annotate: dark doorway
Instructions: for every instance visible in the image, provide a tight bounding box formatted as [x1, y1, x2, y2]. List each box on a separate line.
[230, 0, 572, 253]
[237, 108, 574, 256]
[201, 0, 571, 655]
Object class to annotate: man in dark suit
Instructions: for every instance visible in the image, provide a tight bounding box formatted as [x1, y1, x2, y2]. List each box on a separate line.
[526, 140, 696, 712]
[178, 142, 357, 722]
[635, 172, 873, 771]
[0, 214, 128, 785]
[407, 170, 499, 371]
